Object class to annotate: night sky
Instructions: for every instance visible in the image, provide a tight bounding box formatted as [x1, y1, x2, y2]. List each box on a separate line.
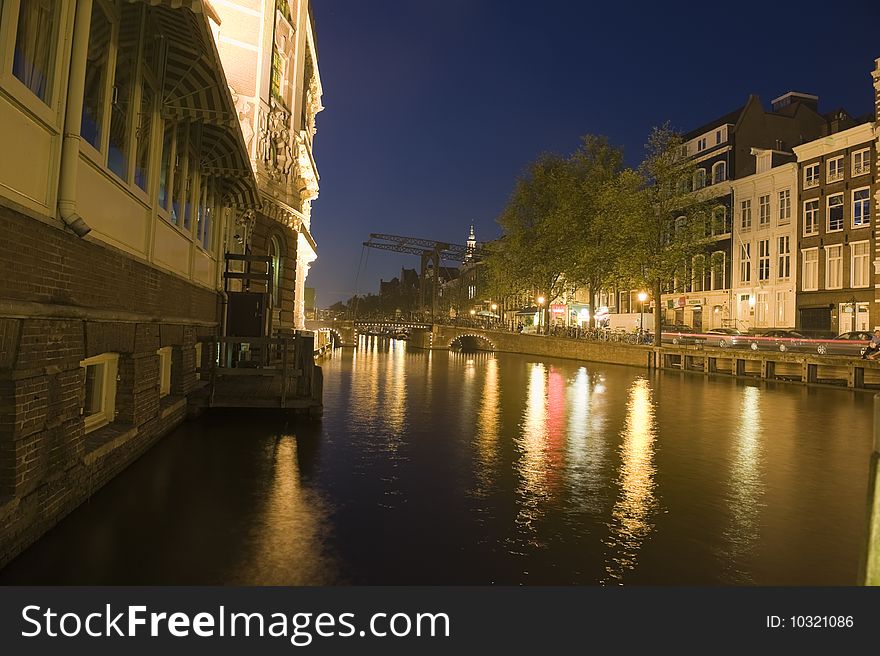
[308, 0, 880, 307]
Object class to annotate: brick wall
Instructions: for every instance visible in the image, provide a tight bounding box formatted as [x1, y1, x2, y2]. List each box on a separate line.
[0, 208, 221, 569]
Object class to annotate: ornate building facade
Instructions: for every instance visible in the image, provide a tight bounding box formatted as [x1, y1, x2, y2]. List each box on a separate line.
[209, 0, 322, 331]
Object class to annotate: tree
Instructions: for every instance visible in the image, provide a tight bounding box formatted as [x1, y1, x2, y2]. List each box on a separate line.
[621, 124, 712, 341]
[488, 136, 627, 333]
[563, 135, 627, 328]
[487, 153, 577, 333]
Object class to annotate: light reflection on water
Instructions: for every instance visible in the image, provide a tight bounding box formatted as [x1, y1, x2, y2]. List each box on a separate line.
[1, 338, 874, 585]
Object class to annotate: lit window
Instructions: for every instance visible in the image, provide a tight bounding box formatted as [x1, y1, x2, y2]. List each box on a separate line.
[12, 0, 60, 104]
[80, 353, 119, 433]
[157, 347, 172, 398]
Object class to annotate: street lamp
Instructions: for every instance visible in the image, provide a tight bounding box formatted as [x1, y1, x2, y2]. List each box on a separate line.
[638, 291, 648, 338]
[490, 302, 498, 326]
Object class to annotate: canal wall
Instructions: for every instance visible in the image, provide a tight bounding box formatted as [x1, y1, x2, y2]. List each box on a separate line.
[0, 207, 218, 569]
[409, 326, 654, 368]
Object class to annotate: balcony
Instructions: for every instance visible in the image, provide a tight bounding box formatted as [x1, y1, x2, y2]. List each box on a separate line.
[827, 170, 844, 183]
[804, 176, 819, 189]
[853, 163, 870, 176]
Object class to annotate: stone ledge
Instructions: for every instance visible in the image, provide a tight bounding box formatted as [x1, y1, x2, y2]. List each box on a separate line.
[83, 423, 140, 467]
[159, 396, 186, 420]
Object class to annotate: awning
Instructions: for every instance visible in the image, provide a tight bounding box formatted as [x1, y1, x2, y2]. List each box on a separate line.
[125, 0, 258, 209]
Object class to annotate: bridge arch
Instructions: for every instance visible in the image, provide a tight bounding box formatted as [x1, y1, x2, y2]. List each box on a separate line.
[449, 333, 496, 352]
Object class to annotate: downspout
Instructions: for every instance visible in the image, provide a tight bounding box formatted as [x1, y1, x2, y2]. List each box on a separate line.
[57, 0, 93, 238]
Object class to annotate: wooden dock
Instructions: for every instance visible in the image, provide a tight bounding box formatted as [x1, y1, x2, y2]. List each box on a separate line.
[190, 332, 323, 416]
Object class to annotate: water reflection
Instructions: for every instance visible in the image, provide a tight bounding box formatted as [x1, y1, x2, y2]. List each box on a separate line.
[602, 377, 658, 584]
[0, 340, 873, 586]
[232, 432, 340, 585]
[722, 386, 765, 582]
[473, 356, 501, 496]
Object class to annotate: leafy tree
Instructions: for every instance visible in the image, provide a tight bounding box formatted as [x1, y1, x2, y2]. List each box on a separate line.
[621, 124, 712, 340]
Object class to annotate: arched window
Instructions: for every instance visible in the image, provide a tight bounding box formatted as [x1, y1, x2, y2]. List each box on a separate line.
[712, 161, 727, 184]
[268, 235, 283, 304]
[693, 168, 706, 189]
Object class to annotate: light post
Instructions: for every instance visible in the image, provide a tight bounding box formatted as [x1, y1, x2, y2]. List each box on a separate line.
[490, 303, 498, 328]
[537, 296, 546, 334]
[638, 291, 648, 340]
[469, 308, 476, 326]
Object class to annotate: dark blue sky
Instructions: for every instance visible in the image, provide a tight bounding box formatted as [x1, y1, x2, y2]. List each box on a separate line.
[308, 0, 880, 306]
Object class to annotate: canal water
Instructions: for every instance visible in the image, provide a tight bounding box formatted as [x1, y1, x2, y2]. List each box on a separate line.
[1, 338, 874, 585]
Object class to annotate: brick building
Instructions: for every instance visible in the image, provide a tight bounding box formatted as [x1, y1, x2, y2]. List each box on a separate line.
[0, 0, 258, 567]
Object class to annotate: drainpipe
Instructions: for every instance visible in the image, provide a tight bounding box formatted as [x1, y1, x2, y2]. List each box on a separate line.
[57, 0, 93, 238]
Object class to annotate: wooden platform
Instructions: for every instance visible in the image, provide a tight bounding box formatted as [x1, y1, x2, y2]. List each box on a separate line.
[189, 334, 323, 415]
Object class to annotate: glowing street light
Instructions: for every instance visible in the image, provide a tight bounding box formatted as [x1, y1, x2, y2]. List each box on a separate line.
[536, 296, 546, 334]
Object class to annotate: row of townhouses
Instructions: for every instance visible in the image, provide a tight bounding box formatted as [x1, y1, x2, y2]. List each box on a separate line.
[657, 60, 880, 336]
[0, 0, 322, 567]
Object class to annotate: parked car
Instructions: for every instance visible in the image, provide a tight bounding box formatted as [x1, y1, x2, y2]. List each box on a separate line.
[817, 331, 872, 357]
[703, 327, 747, 348]
[661, 324, 702, 346]
[755, 329, 818, 353]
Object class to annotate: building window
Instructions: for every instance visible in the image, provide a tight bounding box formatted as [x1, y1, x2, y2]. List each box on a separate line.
[853, 188, 870, 227]
[80, 353, 119, 433]
[740, 200, 752, 230]
[712, 161, 726, 184]
[134, 77, 156, 192]
[758, 239, 770, 281]
[852, 241, 870, 288]
[827, 156, 844, 183]
[157, 347, 172, 398]
[776, 291, 788, 326]
[108, 54, 134, 181]
[697, 137, 707, 151]
[692, 255, 705, 292]
[852, 149, 870, 177]
[825, 245, 842, 289]
[777, 189, 791, 225]
[710, 251, 725, 290]
[758, 194, 770, 226]
[827, 193, 844, 232]
[12, 0, 60, 104]
[802, 248, 818, 291]
[715, 130, 722, 145]
[804, 163, 820, 189]
[804, 199, 819, 235]
[81, 2, 112, 149]
[158, 120, 176, 216]
[777, 236, 790, 280]
[693, 169, 706, 189]
[711, 206, 728, 235]
[740, 243, 751, 283]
